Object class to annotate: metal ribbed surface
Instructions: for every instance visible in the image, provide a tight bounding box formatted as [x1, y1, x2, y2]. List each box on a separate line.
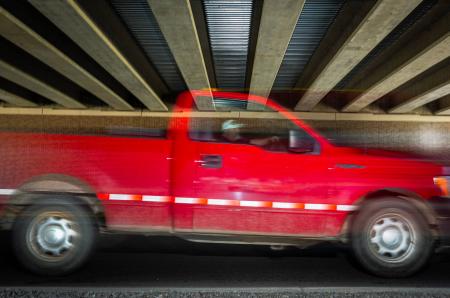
[111, 0, 187, 92]
[273, 0, 344, 89]
[334, 0, 437, 90]
[204, 0, 252, 89]
[213, 97, 247, 110]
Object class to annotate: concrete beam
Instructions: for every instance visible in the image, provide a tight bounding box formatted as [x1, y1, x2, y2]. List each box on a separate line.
[248, 0, 304, 109]
[294, 1, 376, 92]
[1, 106, 450, 122]
[437, 108, 450, 115]
[436, 95, 450, 115]
[0, 7, 133, 111]
[343, 32, 450, 112]
[0, 60, 85, 109]
[0, 88, 37, 107]
[244, 0, 263, 90]
[339, 1, 448, 92]
[0, 76, 41, 106]
[76, 0, 169, 95]
[190, 0, 217, 88]
[295, 0, 421, 111]
[30, 0, 167, 111]
[148, 0, 214, 110]
[389, 74, 450, 113]
[384, 60, 450, 113]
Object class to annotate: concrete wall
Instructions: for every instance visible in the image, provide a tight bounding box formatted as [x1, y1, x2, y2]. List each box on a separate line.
[1, 114, 448, 165]
[306, 120, 450, 165]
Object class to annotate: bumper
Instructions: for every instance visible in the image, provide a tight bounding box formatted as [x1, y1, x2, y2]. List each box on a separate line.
[428, 196, 450, 246]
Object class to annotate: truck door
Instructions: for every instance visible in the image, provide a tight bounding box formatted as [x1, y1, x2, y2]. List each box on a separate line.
[185, 107, 339, 237]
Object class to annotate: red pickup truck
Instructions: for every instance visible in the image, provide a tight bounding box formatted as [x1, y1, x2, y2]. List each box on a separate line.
[0, 90, 449, 277]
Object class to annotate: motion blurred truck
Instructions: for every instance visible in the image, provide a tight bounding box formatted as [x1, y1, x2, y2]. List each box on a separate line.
[0, 91, 449, 277]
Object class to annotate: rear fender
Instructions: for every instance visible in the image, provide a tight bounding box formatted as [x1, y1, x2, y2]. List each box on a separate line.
[2, 174, 104, 230]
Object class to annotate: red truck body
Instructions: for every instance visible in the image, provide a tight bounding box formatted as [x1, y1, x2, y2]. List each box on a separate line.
[0, 91, 446, 242]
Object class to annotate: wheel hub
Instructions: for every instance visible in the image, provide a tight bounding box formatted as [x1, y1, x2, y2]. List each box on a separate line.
[43, 225, 65, 246]
[369, 215, 415, 263]
[33, 216, 78, 257]
[381, 227, 402, 247]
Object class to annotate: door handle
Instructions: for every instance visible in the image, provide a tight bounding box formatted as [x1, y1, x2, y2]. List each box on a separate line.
[197, 154, 223, 168]
[335, 163, 365, 169]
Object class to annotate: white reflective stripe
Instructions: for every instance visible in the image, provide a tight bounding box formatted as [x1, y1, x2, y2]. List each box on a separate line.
[98, 192, 358, 212]
[273, 202, 290, 209]
[304, 203, 334, 210]
[109, 194, 138, 201]
[0, 188, 15, 195]
[336, 205, 358, 211]
[207, 199, 236, 206]
[175, 197, 203, 204]
[272, 202, 302, 209]
[239, 200, 270, 207]
[142, 195, 171, 202]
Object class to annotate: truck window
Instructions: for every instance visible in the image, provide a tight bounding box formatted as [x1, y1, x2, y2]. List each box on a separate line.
[189, 114, 318, 153]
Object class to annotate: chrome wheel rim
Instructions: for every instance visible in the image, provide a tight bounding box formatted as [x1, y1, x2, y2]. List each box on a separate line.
[27, 211, 79, 261]
[368, 213, 416, 263]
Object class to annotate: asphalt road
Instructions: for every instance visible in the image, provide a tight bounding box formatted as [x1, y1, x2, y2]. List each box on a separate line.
[2, 232, 450, 296]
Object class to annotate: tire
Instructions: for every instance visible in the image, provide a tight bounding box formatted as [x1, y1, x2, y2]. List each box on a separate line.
[12, 197, 96, 275]
[351, 198, 434, 278]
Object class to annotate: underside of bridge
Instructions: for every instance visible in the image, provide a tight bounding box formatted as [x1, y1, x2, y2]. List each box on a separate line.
[0, 0, 448, 117]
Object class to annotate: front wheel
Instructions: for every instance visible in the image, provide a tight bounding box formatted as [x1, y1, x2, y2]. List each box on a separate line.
[12, 199, 96, 275]
[351, 199, 434, 277]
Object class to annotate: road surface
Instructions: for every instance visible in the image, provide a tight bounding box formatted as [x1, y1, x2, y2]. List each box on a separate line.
[1, 232, 450, 297]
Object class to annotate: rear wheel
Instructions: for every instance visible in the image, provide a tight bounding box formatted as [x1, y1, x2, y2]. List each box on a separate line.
[12, 199, 96, 275]
[351, 199, 434, 277]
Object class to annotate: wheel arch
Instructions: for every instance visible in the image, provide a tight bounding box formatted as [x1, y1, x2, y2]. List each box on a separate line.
[3, 174, 105, 230]
[340, 188, 438, 241]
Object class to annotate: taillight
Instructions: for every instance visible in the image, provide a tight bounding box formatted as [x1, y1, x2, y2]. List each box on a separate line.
[434, 177, 449, 197]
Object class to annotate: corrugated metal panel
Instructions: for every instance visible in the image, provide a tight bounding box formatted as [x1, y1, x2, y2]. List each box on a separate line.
[110, 0, 187, 92]
[204, 0, 253, 89]
[334, 0, 437, 90]
[273, 0, 344, 89]
[213, 97, 247, 110]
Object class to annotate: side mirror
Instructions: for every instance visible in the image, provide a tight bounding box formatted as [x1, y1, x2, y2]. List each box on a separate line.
[289, 129, 315, 153]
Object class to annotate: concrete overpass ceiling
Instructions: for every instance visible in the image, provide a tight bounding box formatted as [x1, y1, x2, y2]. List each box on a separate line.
[295, 0, 423, 111]
[213, 97, 247, 111]
[30, 0, 168, 111]
[0, 0, 160, 110]
[203, 0, 253, 90]
[435, 95, 450, 115]
[0, 1, 140, 109]
[0, 38, 101, 109]
[0, 77, 54, 107]
[111, 0, 187, 93]
[0, 0, 448, 118]
[273, 0, 344, 90]
[248, 0, 305, 108]
[335, 0, 437, 91]
[0, 87, 37, 107]
[334, 0, 450, 114]
[0, 4, 135, 110]
[148, 0, 216, 110]
[0, 77, 52, 107]
[0, 58, 85, 109]
[386, 58, 450, 114]
[342, 6, 450, 112]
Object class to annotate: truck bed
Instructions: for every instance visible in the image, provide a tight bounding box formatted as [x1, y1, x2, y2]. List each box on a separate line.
[0, 131, 173, 229]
